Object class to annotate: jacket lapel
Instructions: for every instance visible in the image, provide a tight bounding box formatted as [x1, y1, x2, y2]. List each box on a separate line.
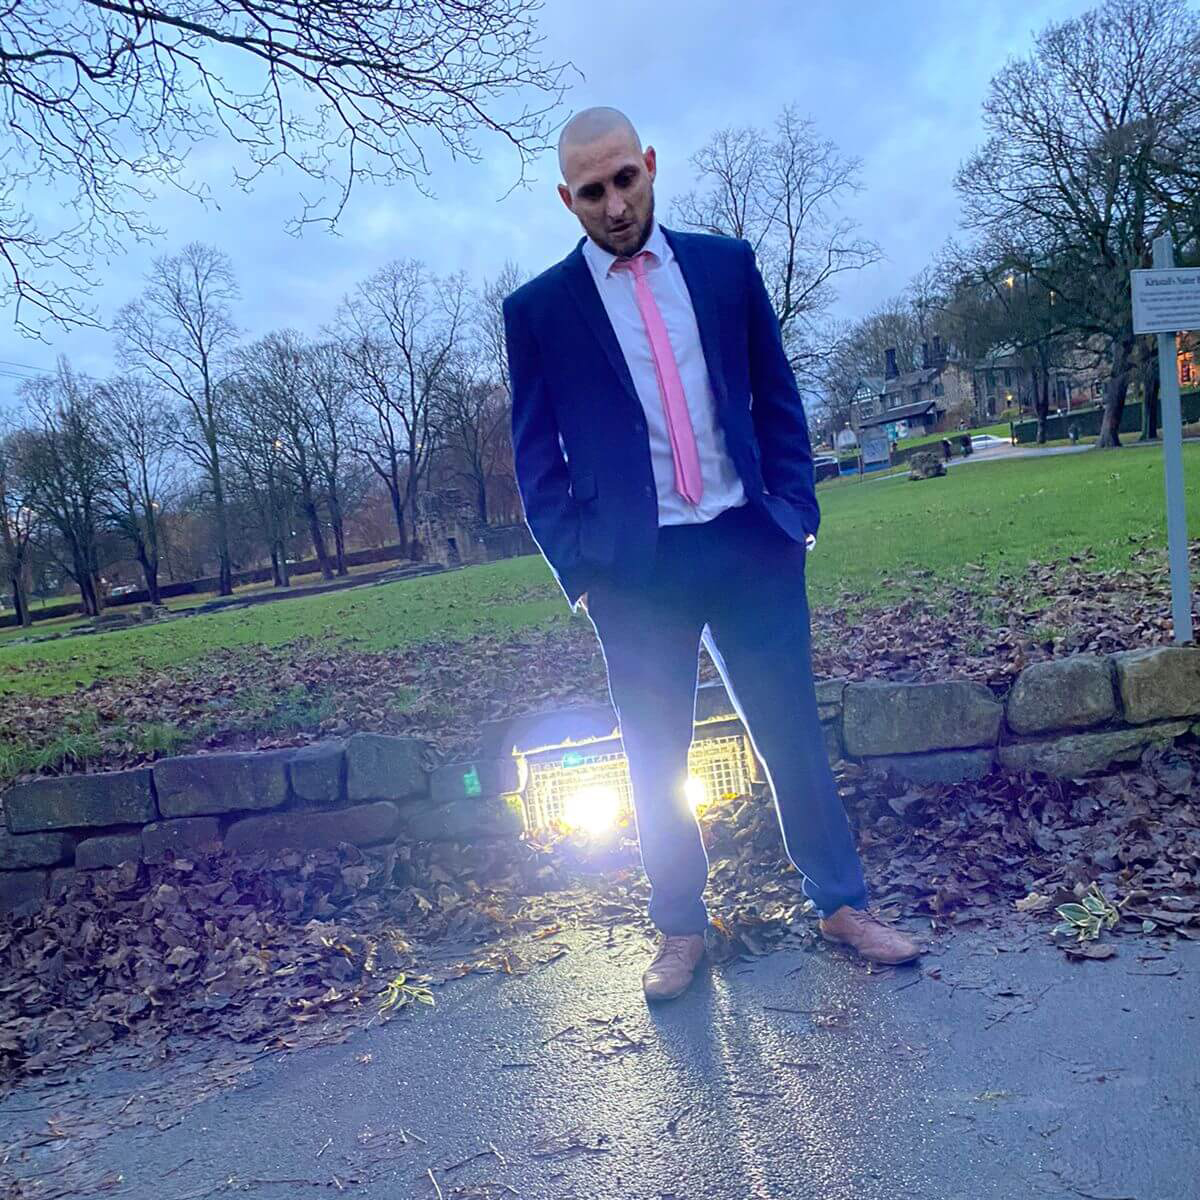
[560, 241, 641, 411]
[559, 229, 729, 411]
[661, 226, 728, 403]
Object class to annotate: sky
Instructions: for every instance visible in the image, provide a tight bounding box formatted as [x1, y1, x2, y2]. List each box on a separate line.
[0, 0, 1098, 400]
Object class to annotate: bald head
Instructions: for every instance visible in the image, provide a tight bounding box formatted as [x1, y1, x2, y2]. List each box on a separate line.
[556, 107, 657, 259]
[557, 107, 641, 180]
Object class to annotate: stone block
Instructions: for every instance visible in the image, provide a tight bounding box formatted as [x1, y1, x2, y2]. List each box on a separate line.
[396, 796, 523, 842]
[224, 801, 401, 855]
[1113, 648, 1200, 724]
[75, 831, 144, 870]
[814, 678, 848, 708]
[0, 869, 48, 914]
[0, 829, 76, 869]
[1006, 655, 1116, 735]
[345, 734, 429, 803]
[155, 751, 290, 818]
[49, 867, 76, 898]
[843, 681, 1002, 757]
[289, 741, 346, 807]
[822, 721, 844, 765]
[429, 758, 520, 807]
[999, 721, 1189, 778]
[866, 749, 995, 786]
[478, 706, 617, 758]
[4, 769, 157, 834]
[142, 817, 223, 864]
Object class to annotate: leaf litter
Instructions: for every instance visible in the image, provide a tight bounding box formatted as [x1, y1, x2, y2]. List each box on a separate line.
[1, 736, 1196, 1098]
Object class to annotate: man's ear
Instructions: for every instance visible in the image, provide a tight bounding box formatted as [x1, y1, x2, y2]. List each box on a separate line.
[557, 182, 574, 212]
[644, 145, 657, 183]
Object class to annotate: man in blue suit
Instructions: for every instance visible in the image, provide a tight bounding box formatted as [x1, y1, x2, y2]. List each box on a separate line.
[504, 107, 919, 1001]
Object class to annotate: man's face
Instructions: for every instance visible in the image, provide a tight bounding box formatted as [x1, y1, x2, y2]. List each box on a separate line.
[558, 131, 657, 258]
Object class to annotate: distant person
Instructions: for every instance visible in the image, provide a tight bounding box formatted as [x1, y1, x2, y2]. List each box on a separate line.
[503, 106, 919, 1003]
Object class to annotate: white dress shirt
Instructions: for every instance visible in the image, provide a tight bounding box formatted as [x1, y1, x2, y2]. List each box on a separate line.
[582, 221, 747, 526]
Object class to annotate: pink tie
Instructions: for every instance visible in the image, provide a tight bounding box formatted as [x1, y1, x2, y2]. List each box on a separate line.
[613, 252, 704, 506]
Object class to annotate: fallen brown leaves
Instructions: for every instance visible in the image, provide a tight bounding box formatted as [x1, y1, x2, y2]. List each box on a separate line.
[2, 736, 1198, 1094]
[3, 539, 1197, 785]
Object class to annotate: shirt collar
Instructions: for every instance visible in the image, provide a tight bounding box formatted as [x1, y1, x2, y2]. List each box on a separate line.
[583, 220, 672, 278]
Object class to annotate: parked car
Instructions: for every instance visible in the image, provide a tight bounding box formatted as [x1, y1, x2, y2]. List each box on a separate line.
[109, 584, 138, 598]
[968, 434, 1008, 450]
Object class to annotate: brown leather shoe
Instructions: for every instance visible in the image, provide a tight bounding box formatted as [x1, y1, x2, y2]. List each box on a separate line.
[819, 906, 922, 965]
[642, 934, 706, 1002]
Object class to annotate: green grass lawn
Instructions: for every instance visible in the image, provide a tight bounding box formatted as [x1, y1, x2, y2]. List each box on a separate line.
[2, 444, 1198, 699]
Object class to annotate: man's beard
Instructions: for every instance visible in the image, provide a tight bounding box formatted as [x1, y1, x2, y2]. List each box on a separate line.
[597, 195, 655, 259]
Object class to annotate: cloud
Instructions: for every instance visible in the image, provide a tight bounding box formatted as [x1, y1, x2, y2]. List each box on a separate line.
[0, 0, 1097, 393]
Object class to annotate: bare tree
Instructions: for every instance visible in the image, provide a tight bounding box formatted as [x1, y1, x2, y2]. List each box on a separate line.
[820, 298, 927, 436]
[336, 262, 466, 551]
[435, 356, 511, 524]
[939, 247, 1070, 444]
[96, 374, 173, 602]
[0, 1, 565, 334]
[18, 361, 112, 616]
[431, 263, 527, 523]
[302, 340, 361, 576]
[0, 423, 38, 626]
[234, 330, 336, 579]
[118, 243, 239, 593]
[675, 104, 880, 388]
[956, 0, 1200, 447]
[222, 377, 295, 589]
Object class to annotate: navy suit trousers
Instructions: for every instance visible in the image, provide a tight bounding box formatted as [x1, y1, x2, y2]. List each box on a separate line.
[586, 501, 869, 935]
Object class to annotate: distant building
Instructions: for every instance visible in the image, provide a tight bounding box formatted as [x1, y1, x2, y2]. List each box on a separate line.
[1180, 333, 1198, 390]
[971, 346, 1107, 421]
[413, 487, 536, 569]
[852, 338, 973, 439]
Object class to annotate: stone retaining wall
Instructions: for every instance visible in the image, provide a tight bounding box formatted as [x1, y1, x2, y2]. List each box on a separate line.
[2, 646, 1198, 914]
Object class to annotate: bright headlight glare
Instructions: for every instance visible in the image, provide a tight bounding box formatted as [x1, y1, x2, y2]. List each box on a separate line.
[563, 785, 622, 835]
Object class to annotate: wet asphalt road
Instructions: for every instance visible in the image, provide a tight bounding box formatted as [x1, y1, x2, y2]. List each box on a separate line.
[2, 927, 1197, 1200]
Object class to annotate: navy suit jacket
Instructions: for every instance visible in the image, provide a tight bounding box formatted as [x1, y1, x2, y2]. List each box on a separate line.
[502, 227, 819, 607]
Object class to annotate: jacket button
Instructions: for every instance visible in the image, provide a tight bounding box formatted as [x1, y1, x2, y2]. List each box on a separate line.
[644, 485, 654, 497]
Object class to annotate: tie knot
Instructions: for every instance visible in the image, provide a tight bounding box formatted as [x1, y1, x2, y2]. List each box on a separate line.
[613, 250, 650, 278]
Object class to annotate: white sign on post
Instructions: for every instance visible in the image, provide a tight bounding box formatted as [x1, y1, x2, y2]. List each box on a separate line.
[1129, 238, 1195, 644]
[1131, 267, 1200, 335]
[859, 428, 890, 470]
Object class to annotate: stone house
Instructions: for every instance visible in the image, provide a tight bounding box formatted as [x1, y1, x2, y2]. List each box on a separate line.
[970, 346, 1099, 421]
[412, 488, 536, 569]
[852, 338, 974, 439]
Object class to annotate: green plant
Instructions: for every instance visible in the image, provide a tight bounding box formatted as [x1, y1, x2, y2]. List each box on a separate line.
[131, 721, 192, 757]
[1053, 883, 1120, 942]
[378, 972, 434, 1014]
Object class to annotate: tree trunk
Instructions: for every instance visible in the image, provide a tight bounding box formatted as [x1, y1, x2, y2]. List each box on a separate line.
[328, 494, 349, 576]
[304, 499, 334, 580]
[1097, 334, 1134, 448]
[210, 467, 234, 596]
[1141, 343, 1160, 441]
[145, 561, 161, 605]
[1034, 368, 1051, 445]
[9, 571, 31, 627]
[476, 474, 489, 524]
[78, 570, 101, 617]
[388, 482, 408, 556]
